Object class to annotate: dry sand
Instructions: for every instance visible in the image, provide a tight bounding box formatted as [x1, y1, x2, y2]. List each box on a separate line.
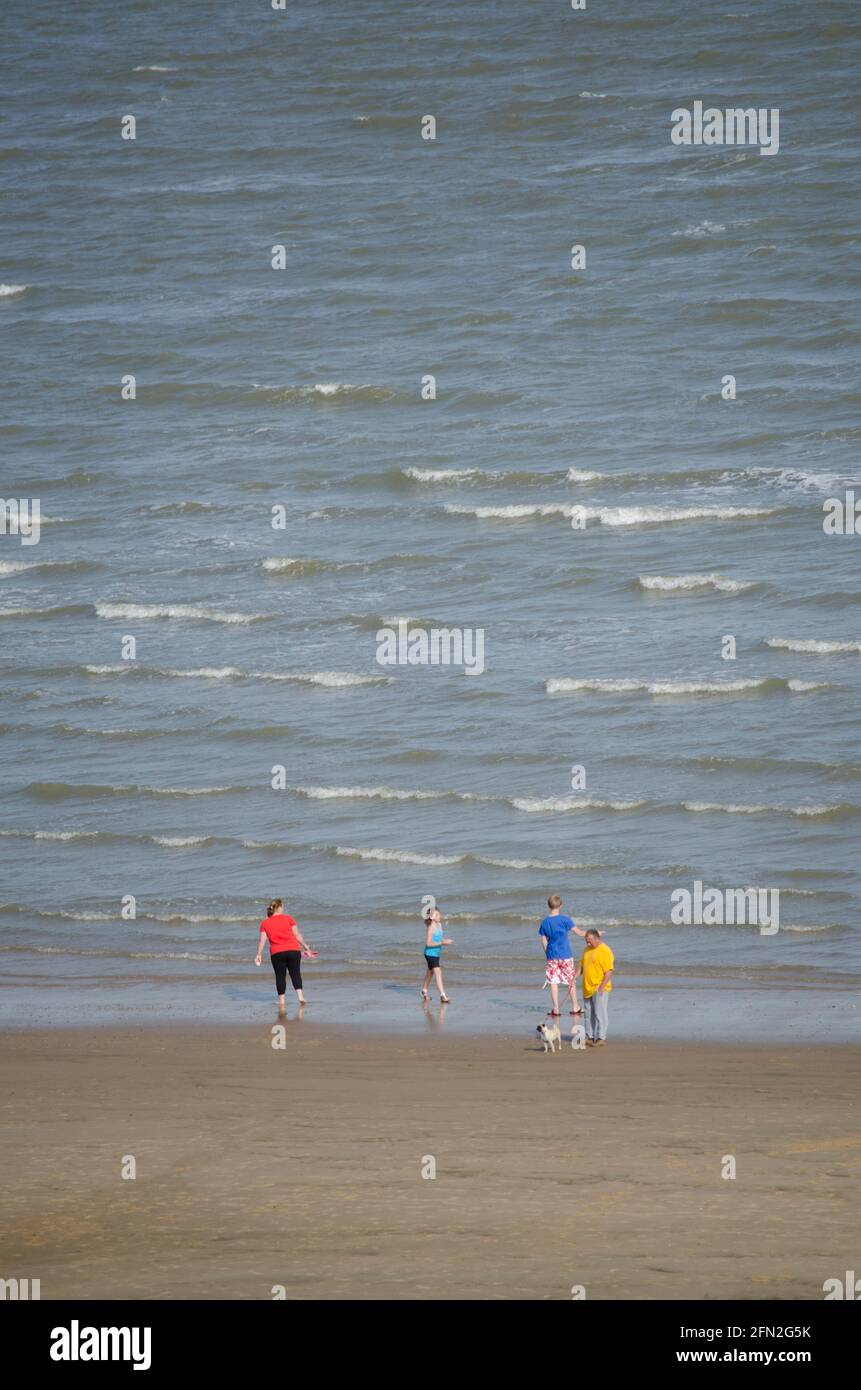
[2, 1023, 859, 1300]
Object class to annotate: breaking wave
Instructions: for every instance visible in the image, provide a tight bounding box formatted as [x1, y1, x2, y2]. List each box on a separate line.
[95, 602, 267, 624]
[546, 677, 828, 696]
[638, 574, 757, 594]
[446, 503, 778, 525]
[765, 637, 861, 654]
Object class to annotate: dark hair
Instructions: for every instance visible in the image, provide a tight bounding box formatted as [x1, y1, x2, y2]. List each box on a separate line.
[585, 928, 601, 940]
[267, 898, 283, 918]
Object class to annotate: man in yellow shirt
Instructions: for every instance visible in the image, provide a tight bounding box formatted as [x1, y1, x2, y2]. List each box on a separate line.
[574, 929, 615, 1046]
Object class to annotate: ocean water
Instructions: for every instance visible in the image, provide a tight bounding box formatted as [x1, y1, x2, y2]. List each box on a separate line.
[1, 0, 860, 1039]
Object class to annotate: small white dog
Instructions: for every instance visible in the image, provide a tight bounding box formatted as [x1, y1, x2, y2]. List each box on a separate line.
[537, 1020, 561, 1053]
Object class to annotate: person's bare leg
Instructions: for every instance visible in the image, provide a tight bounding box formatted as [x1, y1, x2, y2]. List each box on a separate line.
[568, 979, 580, 1014]
[421, 967, 432, 997]
[549, 980, 560, 1015]
[433, 966, 448, 1000]
[277, 994, 286, 1015]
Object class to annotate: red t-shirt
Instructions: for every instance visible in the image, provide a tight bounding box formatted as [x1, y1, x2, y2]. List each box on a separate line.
[260, 913, 300, 953]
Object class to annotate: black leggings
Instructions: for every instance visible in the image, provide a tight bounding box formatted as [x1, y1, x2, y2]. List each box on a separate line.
[271, 950, 303, 995]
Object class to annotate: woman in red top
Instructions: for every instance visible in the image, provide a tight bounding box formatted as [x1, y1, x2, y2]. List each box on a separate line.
[255, 898, 313, 1014]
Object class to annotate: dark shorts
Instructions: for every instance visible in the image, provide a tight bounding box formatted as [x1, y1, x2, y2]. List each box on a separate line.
[424, 953, 441, 969]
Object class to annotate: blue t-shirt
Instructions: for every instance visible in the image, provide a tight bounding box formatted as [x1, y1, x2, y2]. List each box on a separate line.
[539, 914, 575, 960]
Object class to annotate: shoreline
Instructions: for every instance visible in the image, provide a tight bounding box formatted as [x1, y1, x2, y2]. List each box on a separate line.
[0, 1017, 856, 1045]
[2, 969, 859, 1043]
[2, 1025, 860, 1300]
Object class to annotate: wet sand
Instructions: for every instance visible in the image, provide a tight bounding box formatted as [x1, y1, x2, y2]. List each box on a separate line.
[2, 1023, 859, 1300]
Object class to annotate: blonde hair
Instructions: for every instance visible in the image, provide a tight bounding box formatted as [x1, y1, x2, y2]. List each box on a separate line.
[267, 898, 283, 918]
[548, 894, 562, 910]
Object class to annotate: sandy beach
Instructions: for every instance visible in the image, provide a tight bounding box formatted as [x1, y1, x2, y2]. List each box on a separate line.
[2, 1023, 859, 1301]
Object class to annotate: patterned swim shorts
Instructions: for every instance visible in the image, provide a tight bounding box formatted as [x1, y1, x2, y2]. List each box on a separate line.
[545, 957, 575, 986]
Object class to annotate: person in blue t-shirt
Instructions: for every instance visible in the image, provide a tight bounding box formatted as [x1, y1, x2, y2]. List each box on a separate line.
[538, 893, 587, 1018]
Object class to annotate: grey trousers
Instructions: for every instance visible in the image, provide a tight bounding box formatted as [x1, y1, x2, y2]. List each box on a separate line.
[585, 990, 609, 1040]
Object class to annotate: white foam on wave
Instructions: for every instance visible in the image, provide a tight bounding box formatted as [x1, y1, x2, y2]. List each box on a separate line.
[0, 284, 29, 297]
[154, 667, 245, 679]
[638, 573, 756, 594]
[152, 836, 212, 847]
[546, 676, 826, 696]
[403, 467, 479, 482]
[766, 637, 861, 654]
[151, 912, 248, 924]
[252, 381, 389, 401]
[336, 846, 464, 866]
[672, 221, 726, 238]
[142, 786, 232, 796]
[83, 663, 388, 686]
[683, 801, 856, 819]
[95, 602, 265, 624]
[446, 503, 568, 520]
[0, 605, 59, 618]
[479, 855, 603, 871]
[0, 560, 81, 576]
[753, 467, 856, 495]
[261, 557, 327, 574]
[132, 64, 177, 71]
[780, 923, 840, 934]
[281, 783, 648, 820]
[593, 504, 775, 526]
[566, 468, 604, 481]
[0, 829, 102, 842]
[295, 784, 448, 803]
[446, 503, 776, 525]
[511, 797, 646, 813]
[0, 906, 118, 921]
[291, 670, 390, 687]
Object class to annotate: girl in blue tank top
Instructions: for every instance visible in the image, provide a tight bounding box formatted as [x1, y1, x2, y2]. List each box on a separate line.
[421, 907, 453, 1003]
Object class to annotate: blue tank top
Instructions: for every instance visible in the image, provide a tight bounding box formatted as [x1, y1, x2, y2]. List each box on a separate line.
[425, 925, 443, 958]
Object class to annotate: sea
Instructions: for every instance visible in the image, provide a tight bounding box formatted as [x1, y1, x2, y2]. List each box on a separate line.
[1, 0, 860, 1039]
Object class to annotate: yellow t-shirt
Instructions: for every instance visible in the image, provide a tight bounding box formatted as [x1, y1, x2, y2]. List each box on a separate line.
[580, 942, 615, 998]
